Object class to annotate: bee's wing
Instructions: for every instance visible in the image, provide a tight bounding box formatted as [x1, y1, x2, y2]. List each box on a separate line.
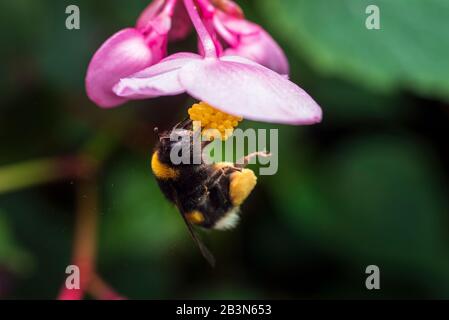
[181, 214, 216, 267]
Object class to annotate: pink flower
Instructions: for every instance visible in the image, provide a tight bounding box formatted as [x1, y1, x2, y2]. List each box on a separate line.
[85, 0, 178, 108]
[113, 0, 321, 125]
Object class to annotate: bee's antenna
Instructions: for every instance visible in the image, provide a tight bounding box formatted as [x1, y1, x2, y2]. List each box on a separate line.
[154, 127, 160, 138]
[174, 117, 193, 130]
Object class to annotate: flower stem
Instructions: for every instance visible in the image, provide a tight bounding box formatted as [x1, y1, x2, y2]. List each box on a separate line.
[183, 0, 217, 58]
[88, 273, 126, 300]
[57, 179, 98, 300]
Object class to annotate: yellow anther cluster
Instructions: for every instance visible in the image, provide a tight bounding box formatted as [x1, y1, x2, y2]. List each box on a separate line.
[188, 102, 242, 140]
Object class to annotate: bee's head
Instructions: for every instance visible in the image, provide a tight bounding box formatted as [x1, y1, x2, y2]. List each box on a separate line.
[154, 121, 197, 165]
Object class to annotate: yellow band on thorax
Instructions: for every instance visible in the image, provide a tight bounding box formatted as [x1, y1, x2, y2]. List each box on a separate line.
[151, 151, 179, 180]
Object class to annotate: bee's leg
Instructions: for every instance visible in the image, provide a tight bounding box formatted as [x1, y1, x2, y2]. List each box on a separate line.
[205, 169, 233, 205]
[187, 167, 229, 197]
[235, 151, 272, 169]
[204, 167, 234, 187]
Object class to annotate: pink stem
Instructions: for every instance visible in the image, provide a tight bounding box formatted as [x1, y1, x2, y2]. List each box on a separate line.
[57, 180, 97, 300]
[58, 286, 84, 300]
[183, 0, 217, 58]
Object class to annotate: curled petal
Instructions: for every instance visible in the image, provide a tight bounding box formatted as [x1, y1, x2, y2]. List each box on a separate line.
[217, 14, 289, 75]
[113, 53, 201, 98]
[85, 28, 154, 108]
[137, 0, 192, 41]
[224, 30, 289, 75]
[136, 0, 166, 32]
[216, 13, 260, 36]
[178, 56, 321, 125]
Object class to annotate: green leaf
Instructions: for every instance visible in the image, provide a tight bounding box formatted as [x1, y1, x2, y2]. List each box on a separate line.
[270, 135, 449, 294]
[258, 0, 449, 101]
[324, 137, 447, 258]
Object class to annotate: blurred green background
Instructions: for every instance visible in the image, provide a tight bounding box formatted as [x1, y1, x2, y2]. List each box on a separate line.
[1, 0, 449, 299]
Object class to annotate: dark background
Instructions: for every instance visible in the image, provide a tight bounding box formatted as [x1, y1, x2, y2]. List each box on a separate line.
[0, 0, 449, 299]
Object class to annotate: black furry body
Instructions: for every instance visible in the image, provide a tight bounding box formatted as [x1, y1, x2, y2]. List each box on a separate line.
[154, 145, 238, 229]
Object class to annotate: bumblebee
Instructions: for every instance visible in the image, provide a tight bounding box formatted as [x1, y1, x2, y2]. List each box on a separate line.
[151, 118, 266, 265]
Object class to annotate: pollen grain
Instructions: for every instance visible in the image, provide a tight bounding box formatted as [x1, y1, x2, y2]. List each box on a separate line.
[188, 102, 242, 140]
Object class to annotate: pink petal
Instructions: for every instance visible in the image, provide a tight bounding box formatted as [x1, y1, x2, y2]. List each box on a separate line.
[216, 13, 260, 36]
[178, 56, 322, 125]
[224, 29, 290, 75]
[113, 53, 201, 98]
[217, 14, 290, 75]
[136, 0, 165, 31]
[169, 1, 192, 41]
[85, 28, 154, 108]
[137, 0, 191, 42]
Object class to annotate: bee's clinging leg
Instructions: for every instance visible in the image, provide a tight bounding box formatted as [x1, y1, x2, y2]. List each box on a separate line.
[229, 169, 257, 206]
[235, 151, 272, 168]
[188, 166, 232, 198]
